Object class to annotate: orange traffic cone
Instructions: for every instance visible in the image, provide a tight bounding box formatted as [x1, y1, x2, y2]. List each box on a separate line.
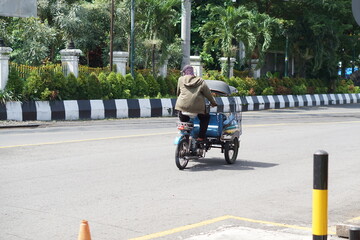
[77, 220, 91, 240]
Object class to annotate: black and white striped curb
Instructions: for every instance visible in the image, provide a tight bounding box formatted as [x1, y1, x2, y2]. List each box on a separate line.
[0, 93, 359, 121]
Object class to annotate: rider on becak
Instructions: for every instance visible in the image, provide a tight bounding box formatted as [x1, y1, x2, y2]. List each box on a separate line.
[175, 65, 218, 142]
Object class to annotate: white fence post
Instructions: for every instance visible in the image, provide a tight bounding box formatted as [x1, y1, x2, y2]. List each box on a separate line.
[190, 55, 202, 77]
[0, 40, 13, 90]
[158, 57, 169, 78]
[220, 57, 236, 78]
[60, 43, 82, 78]
[113, 51, 129, 76]
[251, 59, 261, 79]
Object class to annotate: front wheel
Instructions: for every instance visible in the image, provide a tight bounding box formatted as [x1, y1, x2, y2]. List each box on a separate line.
[224, 138, 239, 164]
[175, 138, 190, 170]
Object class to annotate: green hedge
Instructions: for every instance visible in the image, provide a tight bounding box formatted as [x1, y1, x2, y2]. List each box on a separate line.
[2, 65, 179, 101]
[202, 71, 360, 96]
[1, 67, 359, 103]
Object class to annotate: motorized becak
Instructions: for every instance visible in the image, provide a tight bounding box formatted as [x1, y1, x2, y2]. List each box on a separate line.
[174, 80, 242, 170]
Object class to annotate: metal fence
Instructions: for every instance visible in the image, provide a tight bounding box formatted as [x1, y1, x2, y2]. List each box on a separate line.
[10, 62, 111, 80]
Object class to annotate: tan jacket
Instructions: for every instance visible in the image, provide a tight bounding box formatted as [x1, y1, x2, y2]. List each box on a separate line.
[175, 75, 217, 114]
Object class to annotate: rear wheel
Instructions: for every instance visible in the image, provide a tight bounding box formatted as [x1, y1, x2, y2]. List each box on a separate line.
[175, 138, 190, 170]
[224, 138, 239, 164]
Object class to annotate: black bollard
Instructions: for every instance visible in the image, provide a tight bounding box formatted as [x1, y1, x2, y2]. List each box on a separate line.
[313, 150, 329, 240]
[350, 227, 360, 240]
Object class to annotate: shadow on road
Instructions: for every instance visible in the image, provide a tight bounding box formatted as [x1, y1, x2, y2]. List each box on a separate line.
[186, 158, 278, 171]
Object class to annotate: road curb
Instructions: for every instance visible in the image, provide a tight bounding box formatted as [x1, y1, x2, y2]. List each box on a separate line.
[336, 219, 360, 238]
[0, 93, 359, 122]
[0, 124, 40, 129]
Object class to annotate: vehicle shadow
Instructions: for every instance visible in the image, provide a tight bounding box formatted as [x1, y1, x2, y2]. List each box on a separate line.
[186, 158, 278, 172]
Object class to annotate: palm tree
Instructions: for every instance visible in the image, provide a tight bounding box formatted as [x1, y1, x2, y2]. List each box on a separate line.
[201, 5, 246, 78]
[240, 10, 281, 66]
[137, 0, 180, 76]
[201, 5, 281, 77]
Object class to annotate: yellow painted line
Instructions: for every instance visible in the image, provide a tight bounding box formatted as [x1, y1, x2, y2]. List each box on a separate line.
[244, 120, 360, 128]
[0, 131, 176, 149]
[229, 215, 314, 232]
[2, 120, 360, 148]
[349, 216, 360, 222]
[230, 215, 336, 234]
[245, 111, 360, 116]
[128, 215, 231, 240]
[129, 215, 336, 240]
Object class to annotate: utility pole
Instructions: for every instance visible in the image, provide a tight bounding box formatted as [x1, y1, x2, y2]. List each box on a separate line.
[110, 0, 115, 71]
[285, 34, 289, 77]
[181, 0, 191, 69]
[130, 0, 135, 78]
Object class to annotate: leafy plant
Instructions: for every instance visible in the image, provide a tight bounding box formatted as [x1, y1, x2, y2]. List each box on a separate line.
[5, 67, 24, 97]
[86, 72, 102, 99]
[124, 73, 136, 97]
[156, 76, 168, 96]
[144, 74, 159, 97]
[0, 90, 21, 103]
[64, 73, 79, 100]
[261, 87, 275, 95]
[291, 84, 307, 95]
[106, 72, 121, 99]
[23, 71, 43, 100]
[131, 73, 147, 97]
[99, 72, 111, 99]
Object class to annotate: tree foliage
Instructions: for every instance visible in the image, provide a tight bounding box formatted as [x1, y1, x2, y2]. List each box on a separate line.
[0, 0, 358, 83]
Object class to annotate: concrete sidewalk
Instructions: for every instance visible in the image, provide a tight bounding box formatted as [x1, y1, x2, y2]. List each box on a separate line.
[336, 217, 360, 238]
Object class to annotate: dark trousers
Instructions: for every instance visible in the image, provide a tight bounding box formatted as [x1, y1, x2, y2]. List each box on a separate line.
[179, 111, 210, 139]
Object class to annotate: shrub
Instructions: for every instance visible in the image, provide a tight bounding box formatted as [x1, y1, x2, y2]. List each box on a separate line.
[6, 67, 24, 97]
[86, 73, 102, 99]
[233, 69, 250, 78]
[157, 76, 168, 95]
[281, 77, 295, 88]
[135, 73, 149, 97]
[115, 73, 127, 99]
[76, 73, 88, 100]
[226, 77, 239, 89]
[354, 86, 360, 93]
[145, 74, 160, 97]
[315, 87, 328, 94]
[203, 70, 226, 81]
[124, 73, 136, 97]
[334, 80, 349, 93]
[64, 73, 79, 100]
[23, 71, 43, 100]
[123, 89, 131, 99]
[248, 88, 256, 96]
[255, 78, 270, 95]
[291, 84, 307, 95]
[107, 72, 121, 99]
[293, 77, 307, 86]
[51, 71, 67, 100]
[40, 88, 59, 101]
[53, 71, 66, 89]
[10, 65, 360, 101]
[0, 90, 21, 103]
[165, 75, 177, 96]
[243, 77, 258, 91]
[261, 87, 275, 95]
[99, 72, 111, 99]
[275, 86, 291, 95]
[236, 87, 248, 96]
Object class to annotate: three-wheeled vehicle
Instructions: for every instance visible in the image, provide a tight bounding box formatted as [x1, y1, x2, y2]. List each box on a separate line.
[174, 80, 242, 170]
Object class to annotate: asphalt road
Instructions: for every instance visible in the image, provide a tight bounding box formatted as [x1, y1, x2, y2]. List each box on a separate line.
[1, 104, 360, 240]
